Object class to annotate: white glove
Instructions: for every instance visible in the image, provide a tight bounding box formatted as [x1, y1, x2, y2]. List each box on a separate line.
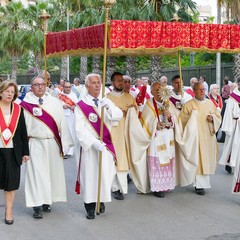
[138, 104, 144, 112]
[100, 97, 112, 109]
[92, 140, 106, 152]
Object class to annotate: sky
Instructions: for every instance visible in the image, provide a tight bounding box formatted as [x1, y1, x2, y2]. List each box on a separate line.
[194, 0, 218, 17]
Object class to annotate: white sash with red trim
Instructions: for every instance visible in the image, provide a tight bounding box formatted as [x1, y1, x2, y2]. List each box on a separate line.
[0, 103, 21, 147]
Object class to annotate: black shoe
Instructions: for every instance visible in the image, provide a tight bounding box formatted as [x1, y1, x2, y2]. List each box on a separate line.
[153, 191, 165, 198]
[5, 218, 14, 225]
[5, 213, 14, 225]
[127, 174, 132, 184]
[225, 165, 232, 174]
[100, 203, 105, 213]
[86, 210, 95, 220]
[113, 190, 124, 200]
[33, 207, 43, 219]
[195, 188, 205, 195]
[42, 204, 51, 213]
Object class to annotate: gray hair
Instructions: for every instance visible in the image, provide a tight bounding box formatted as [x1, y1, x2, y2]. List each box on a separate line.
[190, 77, 198, 84]
[210, 84, 219, 92]
[85, 73, 101, 86]
[31, 75, 44, 85]
[123, 75, 132, 82]
[160, 76, 168, 83]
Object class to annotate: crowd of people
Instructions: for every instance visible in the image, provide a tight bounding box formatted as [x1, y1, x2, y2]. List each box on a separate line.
[1, 71, 240, 224]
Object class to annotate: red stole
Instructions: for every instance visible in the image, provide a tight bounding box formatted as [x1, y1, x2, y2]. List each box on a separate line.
[186, 88, 195, 98]
[58, 93, 76, 107]
[208, 94, 223, 109]
[77, 101, 116, 160]
[20, 101, 63, 155]
[0, 103, 21, 147]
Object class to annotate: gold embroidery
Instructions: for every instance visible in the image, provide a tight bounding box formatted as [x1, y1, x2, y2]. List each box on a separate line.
[170, 140, 175, 146]
[157, 144, 166, 151]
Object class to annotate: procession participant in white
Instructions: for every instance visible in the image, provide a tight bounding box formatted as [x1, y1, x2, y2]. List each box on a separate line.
[58, 81, 78, 157]
[219, 87, 240, 174]
[75, 73, 122, 220]
[21, 76, 73, 219]
[71, 78, 82, 99]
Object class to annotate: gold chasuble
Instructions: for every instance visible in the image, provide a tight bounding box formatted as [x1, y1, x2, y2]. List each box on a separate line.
[107, 91, 137, 171]
[179, 98, 221, 175]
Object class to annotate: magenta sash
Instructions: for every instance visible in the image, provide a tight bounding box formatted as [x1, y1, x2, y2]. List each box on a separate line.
[77, 101, 116, 160]
[20, 101, 63, 154]
[230, 92, 240, 104]
[169, 96, 182, 109]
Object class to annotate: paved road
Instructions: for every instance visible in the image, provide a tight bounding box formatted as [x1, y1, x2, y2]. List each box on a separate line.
[1, 143, 240, 240]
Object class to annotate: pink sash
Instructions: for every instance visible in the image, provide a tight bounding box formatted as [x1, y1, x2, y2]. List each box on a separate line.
[20, 101, 63, 154]
[77, 101, 116, 160]
[230, 92, 240, 104]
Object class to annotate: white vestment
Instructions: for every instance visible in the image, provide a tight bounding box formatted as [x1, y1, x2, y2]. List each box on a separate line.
[219, 89, 240, 168]
[74, 94, 123, 203]
[58, 91, 78, 156]
[23, 92, 74, 207]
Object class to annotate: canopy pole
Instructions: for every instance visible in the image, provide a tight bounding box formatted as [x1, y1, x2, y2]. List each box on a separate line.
[39, 10, 50, 86]
[96, 1, 113, 215]
[178, 50, 183, 97]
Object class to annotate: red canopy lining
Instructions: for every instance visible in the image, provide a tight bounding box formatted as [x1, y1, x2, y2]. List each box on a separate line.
[46, 20, 240, 57]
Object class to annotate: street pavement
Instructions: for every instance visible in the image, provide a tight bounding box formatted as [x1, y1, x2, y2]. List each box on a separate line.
[1, 143, 240, 240]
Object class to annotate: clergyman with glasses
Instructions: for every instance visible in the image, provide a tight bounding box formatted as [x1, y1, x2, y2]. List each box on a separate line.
[20, 76, 74, 219]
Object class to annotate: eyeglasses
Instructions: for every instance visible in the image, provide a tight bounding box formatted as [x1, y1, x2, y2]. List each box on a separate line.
[32, 83, 47, 87]
[64, 86, 71, 88]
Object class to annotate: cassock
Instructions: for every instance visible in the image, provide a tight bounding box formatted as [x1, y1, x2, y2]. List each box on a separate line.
[107, 91, 137, 194]
[58, 91, 78, 156]
[179, 98, 221, 188]
[22, 92, 74, 207]
[75, 94, 123, 203]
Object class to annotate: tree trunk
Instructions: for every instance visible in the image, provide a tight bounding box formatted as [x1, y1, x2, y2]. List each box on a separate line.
[92, 56, 101, 75]
[233, 54, 240, 81]
[11, 54, 18, 81]
[150, 55, 162, 83]
[126, 56, 136, 81]
[61, 56, 68, 80]
[107, 56, 116, 83]
[34, 54, 41, 75]
[80, 56, 88, 83]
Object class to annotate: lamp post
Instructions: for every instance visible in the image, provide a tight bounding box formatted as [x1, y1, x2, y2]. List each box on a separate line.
[39, 10, 51, 86]
[96, 0, 116, 215]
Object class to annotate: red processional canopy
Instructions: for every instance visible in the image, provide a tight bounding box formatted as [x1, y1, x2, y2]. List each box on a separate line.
[46, 20, 240, 57]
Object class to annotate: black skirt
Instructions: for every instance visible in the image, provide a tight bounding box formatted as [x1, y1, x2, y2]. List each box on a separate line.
[0, 148, 20, 191]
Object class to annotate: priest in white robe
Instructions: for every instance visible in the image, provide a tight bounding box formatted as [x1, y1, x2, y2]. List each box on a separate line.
[58, 81, 78, 157]
[21, 76, 74, 219]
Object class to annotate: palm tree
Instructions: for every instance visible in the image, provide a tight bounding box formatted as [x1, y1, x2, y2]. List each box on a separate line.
[0, 2, 27, 80]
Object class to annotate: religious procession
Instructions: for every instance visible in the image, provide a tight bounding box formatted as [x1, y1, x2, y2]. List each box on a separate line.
[0, 1, 240, 236]
[1, 70, 240, 225]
